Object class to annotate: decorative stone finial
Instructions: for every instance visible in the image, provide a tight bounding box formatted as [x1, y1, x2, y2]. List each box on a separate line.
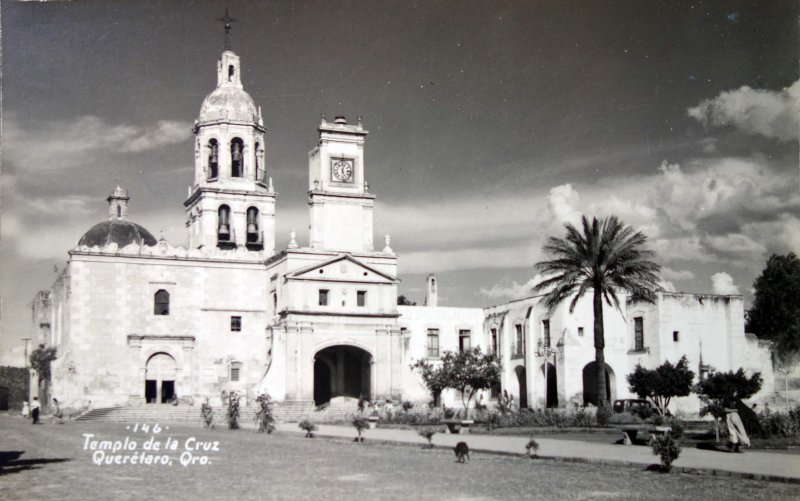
[382, 234, 393, 253]
[268, 176, 274, 192]
[288, 230, 298, 249]
[313, 180, 320, 190]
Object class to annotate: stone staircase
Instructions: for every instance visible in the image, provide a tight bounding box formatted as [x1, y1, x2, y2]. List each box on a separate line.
[75, 400, 360, 425]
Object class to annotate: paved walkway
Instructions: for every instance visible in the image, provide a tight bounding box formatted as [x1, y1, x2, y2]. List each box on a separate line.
[276, 422, 800, 482]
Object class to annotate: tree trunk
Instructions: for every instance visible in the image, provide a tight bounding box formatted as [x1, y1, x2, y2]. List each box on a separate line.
[593, 288, 607, 409]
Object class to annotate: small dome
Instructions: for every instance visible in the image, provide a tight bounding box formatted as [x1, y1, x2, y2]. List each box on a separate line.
[199, 86, 258, 123]
[78, 220, 158, 248]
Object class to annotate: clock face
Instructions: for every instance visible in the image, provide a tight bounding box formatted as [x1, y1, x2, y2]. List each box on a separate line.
[331, 159, 354, 183]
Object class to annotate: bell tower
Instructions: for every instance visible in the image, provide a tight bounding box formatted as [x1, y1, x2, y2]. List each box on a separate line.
[307, 115, 375, 252]
[183, 48, 276, 254]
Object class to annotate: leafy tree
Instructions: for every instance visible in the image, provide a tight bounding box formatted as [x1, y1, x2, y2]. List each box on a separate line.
[694, 369, 762, 420]
[746, 253, 800, 366]
[412, 347, 502, 417]
[397, 295, 417, 306]
[627, 356, 695, 415]
[410, 357, 449, 406]
[534, 215, 662, 409]
[254, 393, 276, 433]
[227, 391, 240, 430]
[30, 344, 57, 382]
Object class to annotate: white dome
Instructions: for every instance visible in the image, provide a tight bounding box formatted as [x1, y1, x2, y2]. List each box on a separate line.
[199, 86, 258, 123]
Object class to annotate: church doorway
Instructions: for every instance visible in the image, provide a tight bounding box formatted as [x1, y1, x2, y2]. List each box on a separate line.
[514, 365, 527, 409]
[313, 345, 371, 406]
[582, 361, 616, 407]
[145, 352, 177, 404]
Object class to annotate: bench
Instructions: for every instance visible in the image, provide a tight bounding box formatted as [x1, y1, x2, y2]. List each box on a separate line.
[442, 419, 474, 434]
[620, 426, 672, 445]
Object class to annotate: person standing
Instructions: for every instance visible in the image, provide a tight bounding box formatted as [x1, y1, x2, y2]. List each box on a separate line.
[30, 397, 40, 424]
[724, 393, 751, 453]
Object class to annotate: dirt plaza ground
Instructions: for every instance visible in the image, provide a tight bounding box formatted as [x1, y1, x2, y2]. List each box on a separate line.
[1, 414, 798, 501]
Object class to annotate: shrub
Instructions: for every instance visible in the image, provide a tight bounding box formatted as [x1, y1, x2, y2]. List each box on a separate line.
[650, 433, 681, 472]
[352, 416, 369, 443]
[227, 392, 240, 430]
[201, 398, 214, 428]
[757, 406, 800, 437]
[380, 410, 441, 426]
[402, 401, 414, 412]
[254, 393, 276, 434]
[525, 434, 540, 457]
[417, 427, 441, 448]
[298, 420, 318, 438]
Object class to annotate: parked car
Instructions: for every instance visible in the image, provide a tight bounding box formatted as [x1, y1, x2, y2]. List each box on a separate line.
[613, 399, 654, 415]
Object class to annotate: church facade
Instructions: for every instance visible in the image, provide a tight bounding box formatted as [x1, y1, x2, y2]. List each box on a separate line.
[31, 49, 774, 416]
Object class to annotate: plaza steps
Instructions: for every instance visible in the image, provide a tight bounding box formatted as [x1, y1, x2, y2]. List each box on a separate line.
[75, 401, 359, 425]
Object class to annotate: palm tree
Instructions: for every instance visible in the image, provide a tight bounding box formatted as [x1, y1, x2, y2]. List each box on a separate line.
[533, 215, 662, 409]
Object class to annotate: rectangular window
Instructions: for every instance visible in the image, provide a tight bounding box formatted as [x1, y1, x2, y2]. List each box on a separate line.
[231, 316, 242, 332]
[230, 363, 241, 382]
[515, 324, 524, 357]
[543, 319, 551, 348]
[319, 289, 329, 306]
[491, 328, 498, 354]
[673, 330, 679, 342]
[578, 326, 584, 337]
[634, 317, 644, 351]
[427, 329, 440, 358]
[357, 290, 367, 307]
[459, 329, 471, 353]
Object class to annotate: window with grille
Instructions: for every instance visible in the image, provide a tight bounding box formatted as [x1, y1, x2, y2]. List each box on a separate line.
[231, 316, 242, 332]
[427, 329, 440, 358]
[230, 362, 242, 382]
[154, 290, 170, 316]
[634, 317, 644, 351]
[459, 330, 471, 352]
[319, 289, 329, 306]
[542, 319, 551, 348]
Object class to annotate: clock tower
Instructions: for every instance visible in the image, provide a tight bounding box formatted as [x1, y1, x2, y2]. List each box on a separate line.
[307, 115, 374, 252]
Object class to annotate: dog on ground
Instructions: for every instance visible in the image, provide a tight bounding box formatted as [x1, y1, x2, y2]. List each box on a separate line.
[454, 441, 469, 463]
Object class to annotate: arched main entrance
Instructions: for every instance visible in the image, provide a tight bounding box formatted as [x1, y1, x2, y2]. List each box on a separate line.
[313, 345, 372, 406]
[540, 363, 558, 408]
[582, 361, 616, 407]
[145, 352, 177, 404]
[514, 365, 527, 409]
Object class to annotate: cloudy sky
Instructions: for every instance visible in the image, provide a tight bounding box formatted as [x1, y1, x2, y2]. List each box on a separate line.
[1, 0, 798, 364]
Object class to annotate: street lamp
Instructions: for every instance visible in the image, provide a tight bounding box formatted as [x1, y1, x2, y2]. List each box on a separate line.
[535, 341, 558, 408]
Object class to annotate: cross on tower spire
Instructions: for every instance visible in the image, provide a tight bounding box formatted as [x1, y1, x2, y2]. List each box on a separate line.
[217, 7, 239, 50]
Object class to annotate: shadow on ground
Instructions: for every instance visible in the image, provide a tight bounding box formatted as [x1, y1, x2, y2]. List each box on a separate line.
[0, 450, 72, 476]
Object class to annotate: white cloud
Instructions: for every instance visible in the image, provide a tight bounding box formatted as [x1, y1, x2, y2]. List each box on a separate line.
[688, 80, 800, 141]
[3, 114, 192, 171]
[122, 120, 194, 153]
[711, 272, 740, 295]
[659, 280, 677, 292]
[479, 275, 542, 299]
[661, 267, 695, 281]
[0, 344, 27, 367]
[547, 184, 581, 227]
